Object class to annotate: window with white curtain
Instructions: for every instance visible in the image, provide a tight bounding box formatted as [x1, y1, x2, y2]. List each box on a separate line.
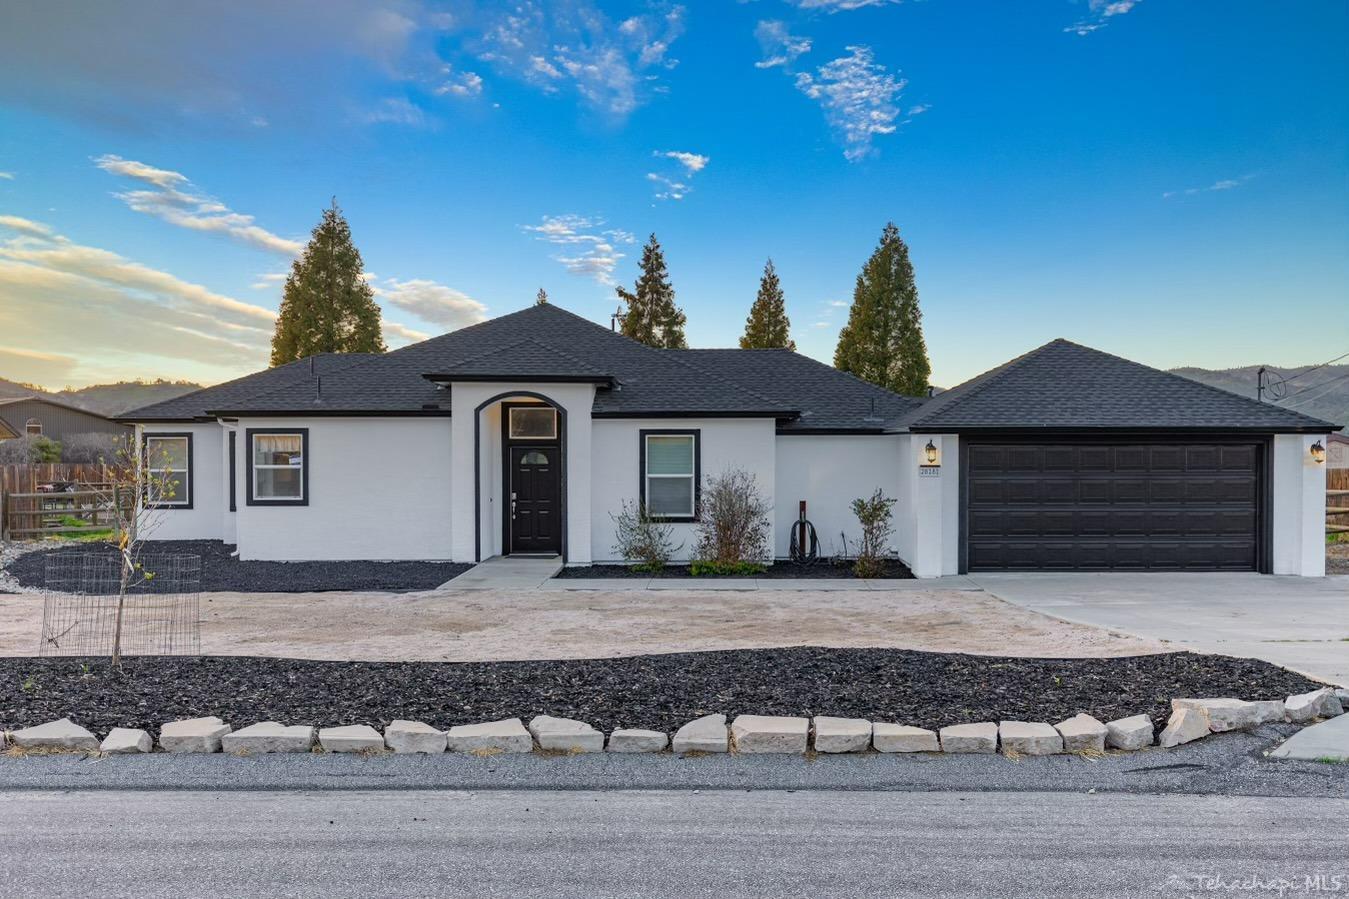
[249, 430, 307, 504]
[641, 431, 699, 520]
[144, 434, 191, 507]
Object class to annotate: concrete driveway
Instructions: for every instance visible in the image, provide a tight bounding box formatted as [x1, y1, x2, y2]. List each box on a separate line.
[968, 573, 1349, 686]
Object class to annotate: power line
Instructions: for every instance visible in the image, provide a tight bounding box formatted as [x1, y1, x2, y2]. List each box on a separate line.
[1278, 368, 1349, 409]
[1280, 350, 1349, 384]
[1262, 349, 1349, 403]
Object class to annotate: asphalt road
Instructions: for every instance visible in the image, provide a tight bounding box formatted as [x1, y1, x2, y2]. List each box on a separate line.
[3, 788, 1346, 898]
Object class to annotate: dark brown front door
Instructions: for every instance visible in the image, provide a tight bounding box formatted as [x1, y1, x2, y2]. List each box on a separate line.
[509, 445, 561, 554]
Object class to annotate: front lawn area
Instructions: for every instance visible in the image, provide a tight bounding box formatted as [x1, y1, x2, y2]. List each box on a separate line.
[0, 647, 1321, 734]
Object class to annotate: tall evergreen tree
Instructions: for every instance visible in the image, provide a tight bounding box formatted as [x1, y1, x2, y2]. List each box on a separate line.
[617, 234, 686, 348]
[833, 223, 931, 396]
[740, 258, 795, 350]
[269, 200, 385, 367]
[536, 288, 548, 305]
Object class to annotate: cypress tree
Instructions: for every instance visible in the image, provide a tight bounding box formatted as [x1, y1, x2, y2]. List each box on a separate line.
[617, 234, 687, 349]
[740, 258, 795, 350]
[536, 288, 548, 305]
[269, 200, 385, 367]
[833, 222, 931, 396]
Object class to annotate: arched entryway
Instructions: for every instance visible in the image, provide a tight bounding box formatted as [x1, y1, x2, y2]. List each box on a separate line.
[472, 391, 567, 562]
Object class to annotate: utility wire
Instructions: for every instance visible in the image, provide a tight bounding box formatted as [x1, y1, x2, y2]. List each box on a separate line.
[1263, 349, 1349, 403]
[1278, 368, 1349, 409]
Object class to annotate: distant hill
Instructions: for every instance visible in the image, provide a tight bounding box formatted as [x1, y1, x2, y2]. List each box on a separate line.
[0, 377, 202, 417]
[1169, 364, 1348, 429]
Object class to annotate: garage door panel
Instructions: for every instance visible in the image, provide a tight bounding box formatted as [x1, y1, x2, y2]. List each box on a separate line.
[966, 440, 1260, 572]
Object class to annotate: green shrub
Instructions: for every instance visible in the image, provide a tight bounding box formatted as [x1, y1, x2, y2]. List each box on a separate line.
[690, 559, 768, 577]
[611, 499, 680, 571]
[850, 488, 897, 578]
[693, 469, 772, 566]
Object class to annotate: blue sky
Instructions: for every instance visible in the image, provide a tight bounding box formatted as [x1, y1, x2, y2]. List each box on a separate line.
[1, 0, 1346, 389]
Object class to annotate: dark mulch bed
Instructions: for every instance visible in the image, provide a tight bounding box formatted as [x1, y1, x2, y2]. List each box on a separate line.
[555, 559, 914, 579]
[3, 540, 470, 594]
[0, 648, 1321, 735]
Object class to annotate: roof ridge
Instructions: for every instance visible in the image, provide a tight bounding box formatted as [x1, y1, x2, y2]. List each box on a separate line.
[908, 339, 1063, 425]
[439, 336, 609, 375]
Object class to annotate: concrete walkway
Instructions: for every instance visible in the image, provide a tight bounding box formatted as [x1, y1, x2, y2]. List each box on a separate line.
[540, 576, 978, 592]
[1271, 712, 1349, 761]
[969, 572, 1349, 686]
[440, 555, 562, 591]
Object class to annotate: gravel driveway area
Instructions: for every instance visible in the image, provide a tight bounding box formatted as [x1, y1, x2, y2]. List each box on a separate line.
[0, 584, 1166, 661]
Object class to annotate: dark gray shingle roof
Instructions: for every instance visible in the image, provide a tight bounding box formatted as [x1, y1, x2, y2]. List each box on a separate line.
[902, 339, 1340, 432]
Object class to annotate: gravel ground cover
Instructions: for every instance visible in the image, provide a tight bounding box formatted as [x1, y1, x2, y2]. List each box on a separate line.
[1328, 539, 1349, 575]
[555, 560, 914, 579]
[2, 540, 470, 594]
[0, 647, 1320, 734]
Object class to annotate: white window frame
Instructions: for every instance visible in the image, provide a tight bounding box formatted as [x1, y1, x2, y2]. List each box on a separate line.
[144, 434, 191, 508]
[641, 430, 699, 521]
[247, 429, 308, 506]
[24, 418, 42, 436]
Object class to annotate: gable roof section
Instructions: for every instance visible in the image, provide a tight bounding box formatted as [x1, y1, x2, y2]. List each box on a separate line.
[423, 337, 615, 385]
[200, 305, 799, 419]
[902, 339, 1340, 433]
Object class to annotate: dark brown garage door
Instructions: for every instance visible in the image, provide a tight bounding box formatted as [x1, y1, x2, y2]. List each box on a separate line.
[963, 440, 1263, 572]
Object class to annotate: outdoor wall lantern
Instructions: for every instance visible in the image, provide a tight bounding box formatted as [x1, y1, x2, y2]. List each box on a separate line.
[1310, 441, 1326, 464]
[924, 440, 939, 465]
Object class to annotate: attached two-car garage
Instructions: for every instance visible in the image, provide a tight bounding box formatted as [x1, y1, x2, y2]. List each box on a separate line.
[962, 439, 1264, 572]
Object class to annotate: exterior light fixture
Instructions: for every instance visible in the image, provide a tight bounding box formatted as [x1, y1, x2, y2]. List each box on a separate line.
[1310, 441, 1326, 464]
[924, 440, 939, 465]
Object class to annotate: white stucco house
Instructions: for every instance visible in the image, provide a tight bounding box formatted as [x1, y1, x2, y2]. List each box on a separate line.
[120, 303, 1339, 577]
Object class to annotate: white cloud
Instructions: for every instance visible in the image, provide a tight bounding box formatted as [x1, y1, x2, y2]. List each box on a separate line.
[94, 154, 304, 255]
[521, 214, 634, 285]
[380, 318, 432, 346]
[251, 271, 287, 290]
[436, 65, 484, 98]
[754, 20, 812, 69]
[368, 277, 488, 330]
[794, 46, 907, 161]
[646, 150, 710, 201]
[1065, 0, 1141, 35]
[791, 0, 901, 10]
[0, 215, 276, 385]
[1162, 174, 1256, 199]
[0, 172, 14, 180]
[360, 97, 431, 127]
[470, 2, 686, 117]
[0, 346, 78, 386]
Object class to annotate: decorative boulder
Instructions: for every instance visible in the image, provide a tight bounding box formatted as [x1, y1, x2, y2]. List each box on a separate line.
[672, 714, 728, 754]
[100, 727, 153, 754]
[1171, 698, 1277, 732]
[445, 719, 532, 754]
[998, 721, 1063, 756]
[384, 720, 446, 754]
[1285, 688, 1343, 724]
[222, 722, 316, 754]
[1104, 714, 1154, 750]
[939, 723, 998, 754]
[1159, 707, 1210, 748]
[607, 729, 668, 753]
[730, 715, 809, 754]
[160, 717, 231, 753]
[10, 718, 99, 752]
[1054, 714, 1108, 753]
[812, 717, 872, 753]
[872, 723, 939, 753]
[527, 715, 604, 753]
[318, 725, 385, 753]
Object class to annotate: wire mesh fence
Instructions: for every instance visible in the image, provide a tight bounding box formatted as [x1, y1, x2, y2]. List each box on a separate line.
[39, 552, 202, 657]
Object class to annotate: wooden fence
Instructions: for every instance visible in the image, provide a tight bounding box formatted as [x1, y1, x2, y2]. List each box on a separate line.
[0, 463, 118, 541]
[1330, 466, 1349, 535]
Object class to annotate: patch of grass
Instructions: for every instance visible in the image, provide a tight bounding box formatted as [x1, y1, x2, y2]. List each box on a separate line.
[469, 747, 504, 758]
[1313, 756, 1348, 764]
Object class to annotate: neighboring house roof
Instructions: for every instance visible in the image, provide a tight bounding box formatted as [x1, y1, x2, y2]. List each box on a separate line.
[0, 395, 128, 435]
[120, 353, 375, 422]
[902, 338, 1341, 433]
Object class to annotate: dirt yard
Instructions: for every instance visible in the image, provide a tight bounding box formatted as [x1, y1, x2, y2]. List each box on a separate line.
[0, 585, 1167, 662]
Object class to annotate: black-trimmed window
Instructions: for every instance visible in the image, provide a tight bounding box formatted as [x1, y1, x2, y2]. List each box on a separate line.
[144, 433, 193, 508]
[639, 429, 700, 521]
[246, 428, 308, 506]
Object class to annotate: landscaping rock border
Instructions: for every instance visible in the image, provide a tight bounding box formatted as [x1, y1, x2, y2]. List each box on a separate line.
[4, 688, 1340, 763]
